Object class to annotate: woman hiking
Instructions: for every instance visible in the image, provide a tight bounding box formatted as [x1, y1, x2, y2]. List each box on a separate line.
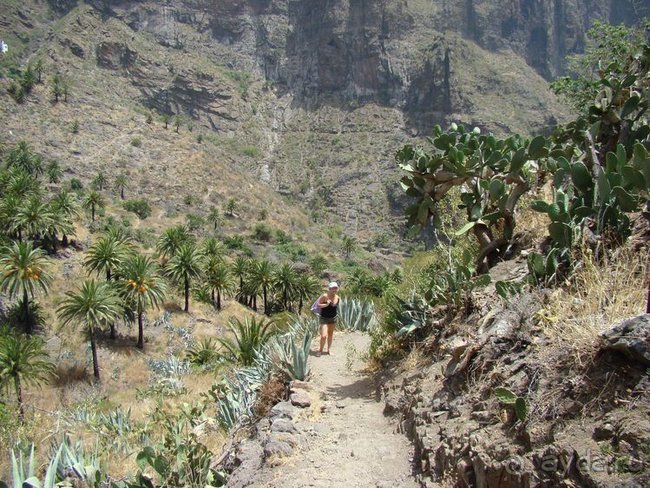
[316, 282, 340, 356]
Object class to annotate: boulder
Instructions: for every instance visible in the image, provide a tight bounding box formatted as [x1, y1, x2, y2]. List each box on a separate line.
[263, 440, 293, 458]
[600, 314, 650, 366]
[270, 418, 297, 434]
[290, 390, 311, 408]
[269, 401, 296, 420]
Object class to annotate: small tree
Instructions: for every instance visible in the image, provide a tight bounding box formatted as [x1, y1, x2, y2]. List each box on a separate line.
[0, 241, 52, 334]
[51, 74, 62, 103]
[33, 59, 44, 84]
[252, 259, 274, 315]
[119, 255, 167, 349]
[0, 330, 55, 420]
[225, 198, 237, 217]
[92, 172, 108, 192]
[46, 160, 63, 184]
[203, 256, 232, 310]
[57, 280, 122, 382]
[341, 235, 357, 260]
[115, 174, 128, 199]
[207, 207, 222, 231]
[83, 190, 105, 221]
[166, 243, 203, 312]
[156, 225, 192, 259]
[173, 115, 182, 133]
[161, 114, 170, 129]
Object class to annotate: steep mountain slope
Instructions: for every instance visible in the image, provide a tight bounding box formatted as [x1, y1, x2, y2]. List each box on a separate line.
[1, 0, 646, 242]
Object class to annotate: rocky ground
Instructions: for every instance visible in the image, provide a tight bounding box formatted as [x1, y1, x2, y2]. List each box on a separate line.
[226, 332, 420, 487]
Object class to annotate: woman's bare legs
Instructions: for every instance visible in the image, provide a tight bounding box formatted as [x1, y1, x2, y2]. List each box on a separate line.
[319, 323, 328, 354]
[326, 323, 335, 353]
[319, 322, 335, 354]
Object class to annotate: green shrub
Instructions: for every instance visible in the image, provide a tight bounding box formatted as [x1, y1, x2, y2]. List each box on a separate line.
[277, 242, 308, 261]
[7, 81, 25, 103]
[123, 198, 151, 219]
[252, 223, 273, 242]
[69, 178, 83, 191]
[275, 228, 291, 244]
[130, 137, 142, 148]
[186, 213, 205, 232]
[241, 145, 260, 158]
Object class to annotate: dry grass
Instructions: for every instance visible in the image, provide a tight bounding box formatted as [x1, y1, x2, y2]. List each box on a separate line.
[538, 247, 648, 366]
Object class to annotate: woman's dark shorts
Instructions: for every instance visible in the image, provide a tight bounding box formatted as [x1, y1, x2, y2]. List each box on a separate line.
[319, 316, 337, 326]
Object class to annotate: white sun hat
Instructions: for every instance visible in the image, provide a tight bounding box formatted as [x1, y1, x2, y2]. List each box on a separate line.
[328, 281, 339, 289]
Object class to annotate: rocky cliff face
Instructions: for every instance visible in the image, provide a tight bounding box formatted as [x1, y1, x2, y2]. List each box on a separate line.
[3, 0, 647, 239]
[116, 0, 646, 112]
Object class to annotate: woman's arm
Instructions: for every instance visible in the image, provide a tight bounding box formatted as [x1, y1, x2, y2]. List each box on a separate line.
[317, 294, 331, 308]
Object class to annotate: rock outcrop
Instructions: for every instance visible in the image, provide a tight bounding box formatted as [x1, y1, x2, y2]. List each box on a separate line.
[382, 297, 650, 487]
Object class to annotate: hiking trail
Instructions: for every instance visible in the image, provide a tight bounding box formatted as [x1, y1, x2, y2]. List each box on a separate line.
[256, 331, 420, 487]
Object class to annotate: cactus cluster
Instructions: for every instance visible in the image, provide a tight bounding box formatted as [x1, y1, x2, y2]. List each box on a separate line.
[396, 124, 545, 270]
[532, 142, 649, 250]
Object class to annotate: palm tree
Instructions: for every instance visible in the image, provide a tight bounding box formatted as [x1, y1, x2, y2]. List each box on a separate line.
[161, 113, 170, 129]
[85, 234, 133, 338]
[6, 168, 39, 199]
[0, 195, 22, 240]
[46, 161, 63, 184]
[57, 280, 122, 382]
[84, 235, 129, 281]
[0, 241, 52, 334]
[225, 198, 237, 217]
[45, 207, 74, 253]
[232, 256, 249, 305]
[82, 191, 105, 222]
[157, 225, 192, 259]
[203, 256, 232, 310]
[341, 235, 357, 260]
[273, 263, 297, 311]
[15, 194, 53, 242]
[216, 316, 276, 366]
[52, 74, 62, 103]
[92, 172, 108, 192]
[252, 259, 274, 315]
[207, 207, 222, 231]
[6, 142, 42, 177]
[115, 174, 128, 200]
[0, 330, 54, 420]
[201, 237, 225, 260]
[295, 273, 320, 313]
[119, 255, 167, 349]
[166, 243, 203, 312]
[33, 59, 44, 83]
[50, 190, 79, 247]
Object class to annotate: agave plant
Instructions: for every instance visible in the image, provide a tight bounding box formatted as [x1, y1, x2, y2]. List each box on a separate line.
[2, 443, 63, 488]
[216, 316, 276, 366]
[278, 329, 312, 381]
[337, 298, 378, 332]
[186, 338, 219, 367]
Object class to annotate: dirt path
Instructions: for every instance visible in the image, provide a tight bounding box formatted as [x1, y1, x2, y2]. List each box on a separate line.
[259, 331, 419, 487]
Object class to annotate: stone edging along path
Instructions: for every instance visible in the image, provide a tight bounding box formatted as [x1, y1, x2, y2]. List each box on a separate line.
[226, 331, 420, 488]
